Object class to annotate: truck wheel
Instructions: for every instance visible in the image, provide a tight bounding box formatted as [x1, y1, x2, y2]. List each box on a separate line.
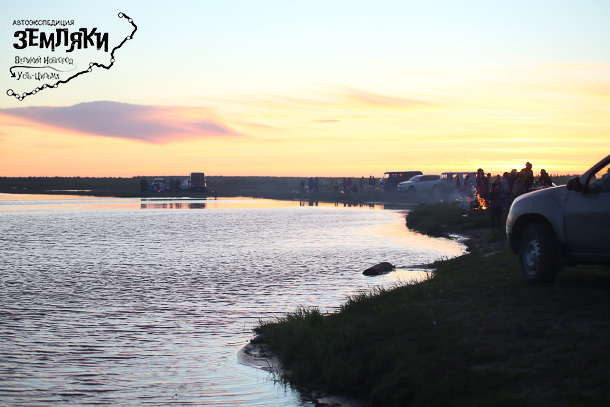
[518, 223, 558, 283]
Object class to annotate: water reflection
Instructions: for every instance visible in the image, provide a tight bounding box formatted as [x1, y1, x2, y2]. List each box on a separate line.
[140, 202, 208, 209]
[386, 268, 434, 284]
[299, 200, 381, 209]
[1, 194, 401, 212]
[0, 193, 464, 406]
[139, 198, 389, 211]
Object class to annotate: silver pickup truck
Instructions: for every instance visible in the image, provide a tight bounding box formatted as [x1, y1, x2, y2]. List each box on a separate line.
[506, 154, 610, 283]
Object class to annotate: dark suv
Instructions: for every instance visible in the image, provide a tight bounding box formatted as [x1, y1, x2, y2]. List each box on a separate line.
[506, 154, 610, 283]
[379, 171, 422, 191]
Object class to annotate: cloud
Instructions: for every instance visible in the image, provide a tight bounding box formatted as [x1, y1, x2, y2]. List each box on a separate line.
[311, 119, 341, 123]
[230, 85, 438, 112]
[0, 101, 241, 143]
[329, 85, 437, 108]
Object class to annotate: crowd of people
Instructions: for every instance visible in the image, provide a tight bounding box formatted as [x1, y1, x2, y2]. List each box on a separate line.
[300, 162, 554, 228]
[470, 161, 553, 228]
[302, 176, 377, 193]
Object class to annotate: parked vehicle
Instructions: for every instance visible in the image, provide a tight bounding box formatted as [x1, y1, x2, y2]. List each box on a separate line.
[506, 154, 610, 283]
[190, 172, 207, 192]
[437, 172, 477, 190]
[397, 174, 441, 192]
[380, 171, 422, 191]
[151, 178, 168, 192]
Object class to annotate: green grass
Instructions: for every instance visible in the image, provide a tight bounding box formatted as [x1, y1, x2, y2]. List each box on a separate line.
[404, 201, 495, 236]
[256, 202, 610, 406]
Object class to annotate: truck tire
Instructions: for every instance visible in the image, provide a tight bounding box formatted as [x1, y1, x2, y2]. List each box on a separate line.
[518, 223, 558, 283]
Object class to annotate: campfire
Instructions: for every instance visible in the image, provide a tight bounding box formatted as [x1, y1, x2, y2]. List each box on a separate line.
[470, 194, 488, 210]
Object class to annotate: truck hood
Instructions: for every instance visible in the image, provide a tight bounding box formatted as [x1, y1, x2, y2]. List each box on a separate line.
[511, 185, 567, 212]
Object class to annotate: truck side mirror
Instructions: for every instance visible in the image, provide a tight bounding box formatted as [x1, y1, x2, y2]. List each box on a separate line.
[566, 176, 583, 192]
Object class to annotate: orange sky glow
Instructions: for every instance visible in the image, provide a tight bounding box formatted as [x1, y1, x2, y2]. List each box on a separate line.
[1, 2, 609, 178]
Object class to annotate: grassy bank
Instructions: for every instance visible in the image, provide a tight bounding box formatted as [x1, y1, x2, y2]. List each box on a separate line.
[256, 202, 610, 406]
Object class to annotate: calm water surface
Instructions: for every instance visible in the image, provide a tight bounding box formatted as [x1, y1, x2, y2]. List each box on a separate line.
[0, 194, 465, 406]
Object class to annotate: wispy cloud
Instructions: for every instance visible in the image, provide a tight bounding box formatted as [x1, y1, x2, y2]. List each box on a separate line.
[329, 85, 437, 109]
[0, 101, 241, 144]
[310, 119, 341, 124]
[231, 85, 438, 112]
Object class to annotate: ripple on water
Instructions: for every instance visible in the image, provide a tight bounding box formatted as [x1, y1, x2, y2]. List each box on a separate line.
[0, 196, 464, 406]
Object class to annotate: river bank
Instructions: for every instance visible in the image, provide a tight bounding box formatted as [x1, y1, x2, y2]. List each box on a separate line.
[5, 180, 608, 405]
[3, 195, 453, 406]
[252, 203, 610, 407]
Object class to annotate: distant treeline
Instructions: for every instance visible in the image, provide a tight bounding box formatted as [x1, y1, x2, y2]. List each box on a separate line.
[0, 174, 578, 196]
[0, 176, 322, 195]
[0, 176, 139, 192]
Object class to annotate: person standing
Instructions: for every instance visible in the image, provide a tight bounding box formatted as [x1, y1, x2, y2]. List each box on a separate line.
[489, 182, 503, 229]
[500, 173, 510, 207]
[512, 172, 528, 199]
[521, 162, 534, 191]
[539, 169, 553, 187]
[508, 169, 518, 195]
[476, 169, 489, 203]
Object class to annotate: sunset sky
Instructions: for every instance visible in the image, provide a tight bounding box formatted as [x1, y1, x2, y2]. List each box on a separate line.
[1, 0, 609, 177]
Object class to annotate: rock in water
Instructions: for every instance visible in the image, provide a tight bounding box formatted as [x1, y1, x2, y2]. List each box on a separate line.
[363, 262, 395, 276]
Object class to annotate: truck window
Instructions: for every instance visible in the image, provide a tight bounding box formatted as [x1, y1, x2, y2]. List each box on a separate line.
[589, 163, 610, 191]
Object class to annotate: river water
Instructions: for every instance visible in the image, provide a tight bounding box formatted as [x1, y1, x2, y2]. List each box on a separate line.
[0, 194, 465, 406]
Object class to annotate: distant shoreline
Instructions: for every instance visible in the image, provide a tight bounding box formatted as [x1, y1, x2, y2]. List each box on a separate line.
[0, 173, 574, 203]
[0, 175, 444, 206]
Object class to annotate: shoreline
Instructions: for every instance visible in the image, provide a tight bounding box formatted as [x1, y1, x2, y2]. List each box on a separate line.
[7, 189, 525, 404]
[0, 176, 455, 207]
[251, 202, 610, 406]
[238, 226, 488, 407]
[237, 339, 367, 407]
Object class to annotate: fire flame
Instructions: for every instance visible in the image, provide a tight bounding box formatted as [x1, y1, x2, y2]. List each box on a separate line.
[476, 194, 487, 210]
